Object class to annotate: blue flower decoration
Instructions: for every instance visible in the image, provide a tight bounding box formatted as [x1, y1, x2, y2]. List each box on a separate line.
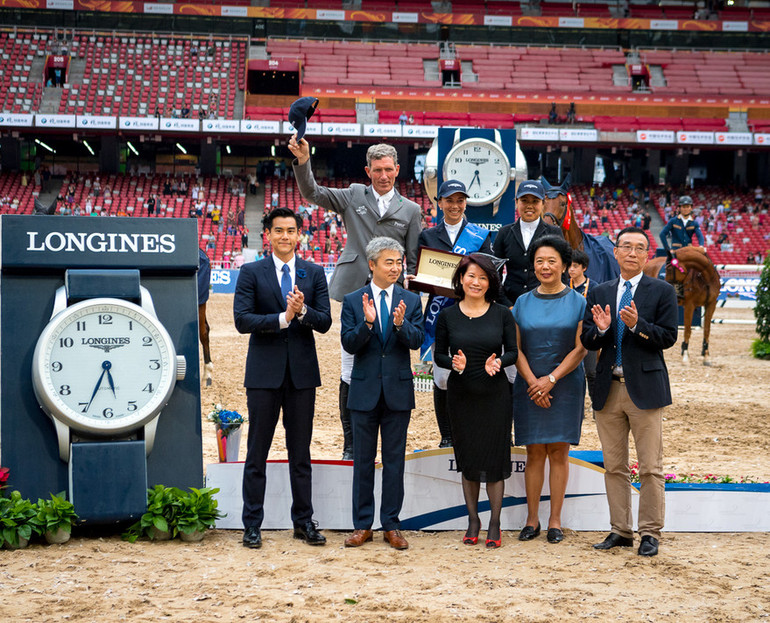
[296, 269, 306, 279]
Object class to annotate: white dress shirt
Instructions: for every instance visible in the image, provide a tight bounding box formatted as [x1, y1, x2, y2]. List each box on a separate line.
[369, 281, 395, 333]
[444, 220, 462, 246]
[519, 217, 540, 249]
[373, 188, 396, 219]
[273, 253, 296, 329]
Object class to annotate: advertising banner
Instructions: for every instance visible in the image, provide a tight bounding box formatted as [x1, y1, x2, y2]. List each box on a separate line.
[676, 131, 715, 144]
[715, 132, 753, 146]
[403, 125, 440, 138]
[719, 276, 760, 301]
[201, 119, 241, 133]
[35, 114, 76, 129]
[76, 115, 117, 129]
[520, 127, 559, 141]
[0, 113, 33, 127]
[559, 128, 598, 142]
[636, 130, 675, 143]
[755, 133, 770, 146]
[282, 120, 323, 136]
[363, 124, 402, 137]
[322, 122, 361, 136]
[120, 117, 160, 131]
[241, 120, 281, 134]
[159, 118, 200, 132]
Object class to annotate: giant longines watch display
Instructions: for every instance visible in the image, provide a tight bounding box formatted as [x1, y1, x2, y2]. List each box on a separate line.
[31, 269, 186, 462]
[442, 129, 513, 211]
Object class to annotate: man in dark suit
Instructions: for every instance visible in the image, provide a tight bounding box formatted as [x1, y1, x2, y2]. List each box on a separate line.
[581, 226, 678, 557]
[493, 180, 563, 308]
[233, 207, 332, 549]
[418, 179, 492, 448]
[340, 237, 425, 550]
[288, 137, 423, 462]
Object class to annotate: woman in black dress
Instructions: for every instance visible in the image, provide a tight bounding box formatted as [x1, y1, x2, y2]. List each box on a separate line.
[434, 254, 517, 548]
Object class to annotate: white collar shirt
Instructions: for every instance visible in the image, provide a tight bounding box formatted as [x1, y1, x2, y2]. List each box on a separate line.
[273, 253, 297, 329]
[370, 282, 395, 333]
[373, 188, 396, 218]
[519, 217, 540, 249]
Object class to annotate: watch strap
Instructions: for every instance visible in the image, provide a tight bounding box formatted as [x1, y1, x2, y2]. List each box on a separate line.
[65, 269, 142, 304]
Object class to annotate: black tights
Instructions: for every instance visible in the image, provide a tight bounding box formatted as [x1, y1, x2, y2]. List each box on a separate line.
[462, 476, 504, 540]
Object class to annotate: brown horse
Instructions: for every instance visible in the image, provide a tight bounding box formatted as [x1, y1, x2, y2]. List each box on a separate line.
[541, 182, 620, 283]
[198, 249, 213, 386]
[643, 247, 720, 365]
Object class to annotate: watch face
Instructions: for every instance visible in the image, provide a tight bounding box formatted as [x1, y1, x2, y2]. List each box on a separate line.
[32, 298, 179, 436]
[443, 138, 512, 206]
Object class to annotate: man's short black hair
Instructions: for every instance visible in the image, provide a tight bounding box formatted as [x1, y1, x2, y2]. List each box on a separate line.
[616, 226, 648, 246]
[571, 249, 590, 269]
[263, 207, 302, 231]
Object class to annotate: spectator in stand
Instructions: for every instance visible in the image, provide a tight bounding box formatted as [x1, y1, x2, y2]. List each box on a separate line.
[179, 180, 187, 195]
[271, 190, 280, 207]
[548, 103, 558, 124]
[408, 114, 414, 124]
[163, 180, 172, 196]
[146, 194, 156, 216]
[192, 185, 199, 201]
[642, 211, 651, 231]
[566, 102, 576, 124]
[398, 111, 408, 126]
[241, 226, 249, 248]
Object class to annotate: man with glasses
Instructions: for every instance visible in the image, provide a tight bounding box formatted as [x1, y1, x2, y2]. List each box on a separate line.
[581, 226, 678, 557]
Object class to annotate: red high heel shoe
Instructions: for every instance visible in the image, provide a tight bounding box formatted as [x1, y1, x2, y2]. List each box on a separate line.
[463, 535, 478, 545]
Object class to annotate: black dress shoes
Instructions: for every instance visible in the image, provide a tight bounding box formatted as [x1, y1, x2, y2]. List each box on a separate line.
[438, 437, 453, 448]
[593, 532, 634, 550]
[638, 535, 659, 557]
[518, 523, 541, 541]
[547, 528, 564, 543]
[293, 520, 327, 546]
[243, 526, 262, 549]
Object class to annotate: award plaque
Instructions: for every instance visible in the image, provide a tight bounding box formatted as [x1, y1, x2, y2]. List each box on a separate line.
[409, 247, 465, 298]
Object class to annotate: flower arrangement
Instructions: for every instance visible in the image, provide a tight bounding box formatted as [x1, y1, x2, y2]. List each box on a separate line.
[0, 466, 9, 496]
[629, 462, 769, 484]
[207, 404, 246, 438]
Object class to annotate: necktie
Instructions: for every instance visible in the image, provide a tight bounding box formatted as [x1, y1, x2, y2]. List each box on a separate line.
[280, 264, 292, 306]
[379, 196, 388, 218]
[615, 281, 633, 368]
[380, 290, 390, 337]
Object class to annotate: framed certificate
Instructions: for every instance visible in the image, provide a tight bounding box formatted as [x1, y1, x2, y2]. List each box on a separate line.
[408, 247, 465, 298]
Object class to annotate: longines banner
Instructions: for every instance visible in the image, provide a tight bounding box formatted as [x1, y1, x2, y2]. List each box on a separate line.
[0, 215, 198, 270]
[206, 449, 770, 531]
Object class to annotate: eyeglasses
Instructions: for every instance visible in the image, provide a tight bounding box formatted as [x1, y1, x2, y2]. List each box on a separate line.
[616, 244, 649, 255]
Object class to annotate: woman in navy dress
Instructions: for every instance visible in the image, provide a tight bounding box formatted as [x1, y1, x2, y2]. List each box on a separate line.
[434, 254, 517, 549]
[512, 235, 587, 544]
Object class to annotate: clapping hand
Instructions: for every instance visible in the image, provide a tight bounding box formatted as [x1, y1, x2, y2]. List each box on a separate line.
[618, 300, 638, 330]
[362, 293, 377, 325]
[451, 349, 466, 373]
[285, 286, 304, 321]
[484, 354, 502, 377]
[591, 303, 612, 332]
[392, 300, 407, 327]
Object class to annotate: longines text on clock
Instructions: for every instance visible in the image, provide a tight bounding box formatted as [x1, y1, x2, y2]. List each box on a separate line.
[26, 231, 176, 254]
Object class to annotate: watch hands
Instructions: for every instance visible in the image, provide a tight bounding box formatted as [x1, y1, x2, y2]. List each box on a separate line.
[85, 368, 106, 412]
[468, 170, 480, 189]
[105, 365, 116, 398]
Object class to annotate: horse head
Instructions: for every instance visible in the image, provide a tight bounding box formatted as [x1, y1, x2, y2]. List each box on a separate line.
[541, 174, 573, 232]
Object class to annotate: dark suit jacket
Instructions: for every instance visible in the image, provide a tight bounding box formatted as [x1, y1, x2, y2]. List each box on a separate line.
[493, 218, 563, 308]
[581, 274, 678, 411]
[233, 255, 332, 390]
[341, 284, 424, 412]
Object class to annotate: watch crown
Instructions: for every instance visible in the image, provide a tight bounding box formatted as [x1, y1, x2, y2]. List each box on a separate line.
[176, 355, 186, 381]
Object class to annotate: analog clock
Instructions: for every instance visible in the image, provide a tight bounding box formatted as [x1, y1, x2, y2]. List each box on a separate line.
[32, 297, 186, 459]
[442, 137, 512, 207]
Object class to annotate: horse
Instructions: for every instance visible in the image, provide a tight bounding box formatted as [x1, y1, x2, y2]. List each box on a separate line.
[541, 178, 620, 283]
[198, 248, 214, 386]
[643, 247, 720, 366]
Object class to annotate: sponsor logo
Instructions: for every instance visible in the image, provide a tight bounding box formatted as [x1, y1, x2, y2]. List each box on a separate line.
[83, 337, 129, 352]
[26, 231, 176, 254]
[210, 270, 231, 285]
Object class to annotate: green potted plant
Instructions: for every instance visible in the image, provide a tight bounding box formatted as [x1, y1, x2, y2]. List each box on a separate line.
[35, 492, 79, 544]
[0, 490, 41, 549]
[122, 485, 180, 543]
[174, 487, 225, 542]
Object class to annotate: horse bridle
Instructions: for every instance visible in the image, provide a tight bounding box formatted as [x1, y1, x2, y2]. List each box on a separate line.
[543, 192, 572, 231]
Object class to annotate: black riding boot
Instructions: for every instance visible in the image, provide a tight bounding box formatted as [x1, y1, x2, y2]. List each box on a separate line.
[339, 380, 354, 461]
[433, 385, 453, 448]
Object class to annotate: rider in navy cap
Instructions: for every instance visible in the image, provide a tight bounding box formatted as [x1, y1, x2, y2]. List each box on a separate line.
[515, 180, 545, 200]
[288, 97, 319, 140]
[436, 179, 469, 200]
